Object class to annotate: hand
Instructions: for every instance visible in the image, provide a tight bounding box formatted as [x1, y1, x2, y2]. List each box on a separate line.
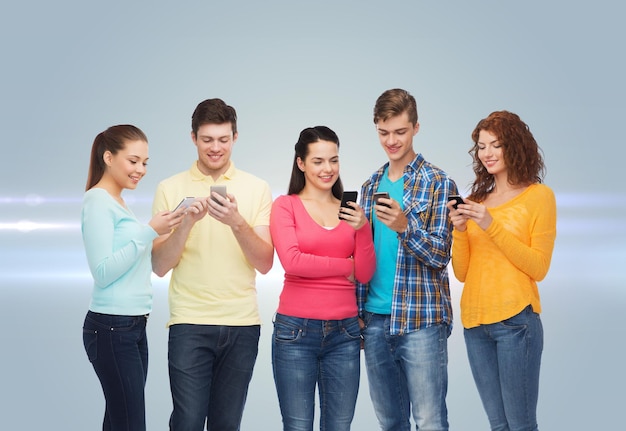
[374, 197, 408, 233]
[446, 200, 468, 232]
[447, 198, 493, 231]
[346, 256, 355, 283]
[338, 202, 368, 230]
[149, 209, 185, 235]
[206, 192, 244, 228]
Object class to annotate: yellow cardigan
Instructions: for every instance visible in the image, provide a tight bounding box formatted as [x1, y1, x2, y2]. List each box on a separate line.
[451, 184, 557, 328]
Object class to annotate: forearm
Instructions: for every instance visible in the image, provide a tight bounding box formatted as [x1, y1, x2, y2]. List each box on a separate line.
[231, 220, 274, 274]
[151, 224, 192, 277]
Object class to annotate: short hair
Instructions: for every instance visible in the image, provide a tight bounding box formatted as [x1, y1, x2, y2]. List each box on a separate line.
[373, 88, 418, 125]
[287, 126, 344, 199]
[85, 125, 147, 191]
[191, 98, 237, 136]
[468, 110, 546, 201]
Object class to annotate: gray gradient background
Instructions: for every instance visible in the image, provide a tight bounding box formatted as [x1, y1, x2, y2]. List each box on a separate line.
[1, 1, 624, 429]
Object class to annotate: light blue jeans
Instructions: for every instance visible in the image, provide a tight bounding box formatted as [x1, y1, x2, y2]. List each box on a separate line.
[464, 305, 543, 431]
[362, 312, 449, 431]
[272, 313, 361, 431]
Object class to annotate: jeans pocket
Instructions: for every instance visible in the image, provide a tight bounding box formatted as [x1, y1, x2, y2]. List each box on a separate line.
[342, 319, 362, 341]
[82, 328, 98, 362]
[273, 321, 302, 343]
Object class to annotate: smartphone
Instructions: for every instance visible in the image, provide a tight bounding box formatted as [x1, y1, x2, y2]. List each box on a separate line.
[338, 191, 358, 220]
[448, 195, 465, 210]
[210, 185, 227, 205]
[373, 191, 391, 208]
[174, 197, 195, 211]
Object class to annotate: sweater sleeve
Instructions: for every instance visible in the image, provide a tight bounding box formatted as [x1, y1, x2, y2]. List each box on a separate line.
[451, 228, 470, 282]
[82, 192, 158, 288]
[270, 196, 353, 278]
[485, 186, 557, 281]
[353, 223, 376, 283]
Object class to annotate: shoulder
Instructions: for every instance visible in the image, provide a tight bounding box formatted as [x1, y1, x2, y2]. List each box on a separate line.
[272, 194, 297, 210]
[527, 183, 555, 201]
[232, 168, 270, 189]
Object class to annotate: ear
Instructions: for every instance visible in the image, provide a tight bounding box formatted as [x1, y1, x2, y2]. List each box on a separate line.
[296, 156, 305, 172]
[233, 131, 238, 143]
[191, 131, 197, 146]
[103, 150, 113, 167]
[413, 122, 420, 136]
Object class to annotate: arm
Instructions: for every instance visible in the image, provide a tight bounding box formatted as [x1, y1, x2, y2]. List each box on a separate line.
[270, 196, 353, 278]
[485, 188, 557, 281]
[208, 190, 274, 274]
[82, 193, 157, 287]
[352, 223, 376, 283]
[396, 177, 457, 269]
[151, 189, 208, 277]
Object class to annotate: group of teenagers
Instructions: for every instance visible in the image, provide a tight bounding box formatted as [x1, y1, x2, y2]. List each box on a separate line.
[81, 88, 557, 431]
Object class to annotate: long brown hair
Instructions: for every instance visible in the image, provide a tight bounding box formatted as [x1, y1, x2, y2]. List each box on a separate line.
[468, 111, 545, 202]
[85, 125, 148, 191]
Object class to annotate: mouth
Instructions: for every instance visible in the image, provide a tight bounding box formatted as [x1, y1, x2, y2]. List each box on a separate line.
[320, 175, 334, 182]
[130, 175, 141, 183]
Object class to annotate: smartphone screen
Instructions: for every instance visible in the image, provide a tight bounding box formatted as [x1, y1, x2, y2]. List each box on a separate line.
[338, 191, 358, 220]
[174, 197, 195, 211]
[210, 185, 227, 205]
[448, 195, 464, 209]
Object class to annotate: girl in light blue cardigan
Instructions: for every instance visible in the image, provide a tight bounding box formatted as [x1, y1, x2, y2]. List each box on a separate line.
[81, 125, 183, 431]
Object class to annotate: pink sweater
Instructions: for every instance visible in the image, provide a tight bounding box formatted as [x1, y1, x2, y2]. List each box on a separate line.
[270, 194, 376, 320]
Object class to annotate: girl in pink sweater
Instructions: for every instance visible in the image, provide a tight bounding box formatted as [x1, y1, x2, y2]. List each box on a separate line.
[270, 126, 375, 431]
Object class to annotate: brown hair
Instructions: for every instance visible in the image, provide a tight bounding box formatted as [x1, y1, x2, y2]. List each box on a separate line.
[373, 88, 418, 125]
[191, 98, 237, 136]
[85, 125, 148, 191]
[468, 111, 545, 201]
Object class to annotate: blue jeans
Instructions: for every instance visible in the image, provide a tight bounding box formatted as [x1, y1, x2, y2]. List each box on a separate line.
[362, 312, 449, 431]
[272, 313, 361, 431]
[82, 310, 149, 431]
[167, 324, 260, 431]
[464, 305, 543, 431]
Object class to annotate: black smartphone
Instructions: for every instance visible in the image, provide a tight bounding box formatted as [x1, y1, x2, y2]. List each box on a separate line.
[448, 195, 464, 210]
[338, 191, 358, 220]
[210, 185, 227, 205]
[373, 191, 391, 208]
[174, 197, 195, 211]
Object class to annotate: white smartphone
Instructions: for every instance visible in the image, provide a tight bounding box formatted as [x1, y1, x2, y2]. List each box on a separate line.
[174, 197, 195, 211]
[210, 185, 227, 205]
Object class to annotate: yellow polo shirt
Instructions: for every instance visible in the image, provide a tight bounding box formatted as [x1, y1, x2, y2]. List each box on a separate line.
[153, 161, 272, 327]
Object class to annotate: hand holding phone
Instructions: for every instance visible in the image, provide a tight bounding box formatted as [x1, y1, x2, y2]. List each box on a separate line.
[210, 185, 227, 206]
[373, 192, 391, 208]
[448, 195, 465, 210]
[174, 197, 195, 211]
[338, 191, 358, 220]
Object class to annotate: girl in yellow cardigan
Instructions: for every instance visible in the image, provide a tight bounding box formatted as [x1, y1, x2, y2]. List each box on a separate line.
[447, 111, 556, 431]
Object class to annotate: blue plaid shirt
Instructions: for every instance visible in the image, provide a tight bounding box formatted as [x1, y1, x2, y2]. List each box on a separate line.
[356, 154, 457, 336]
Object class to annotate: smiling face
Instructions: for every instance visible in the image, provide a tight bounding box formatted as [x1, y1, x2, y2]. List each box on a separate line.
[103, 139, 149, 191]
[296, 140, 339, 192]
[477, 129, 507, 177]
[192, 122, 237, 179]
[375, 112, 419, 167]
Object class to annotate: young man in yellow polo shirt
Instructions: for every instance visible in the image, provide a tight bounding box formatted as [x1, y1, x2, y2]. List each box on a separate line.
[152, 98, 274, 431]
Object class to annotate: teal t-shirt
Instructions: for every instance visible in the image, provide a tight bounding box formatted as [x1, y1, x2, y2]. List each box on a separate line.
[365, 169, 404, 314]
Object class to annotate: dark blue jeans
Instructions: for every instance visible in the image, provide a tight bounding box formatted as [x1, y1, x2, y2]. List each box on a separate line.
[167, 324, 260, 431]
[82, 310, 149, 431]
[272, 313, 361, 431]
